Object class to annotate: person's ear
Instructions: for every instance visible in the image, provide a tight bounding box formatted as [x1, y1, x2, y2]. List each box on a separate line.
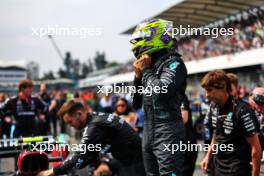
[76, 111, 83, 119]
[76, 111, 81, 119]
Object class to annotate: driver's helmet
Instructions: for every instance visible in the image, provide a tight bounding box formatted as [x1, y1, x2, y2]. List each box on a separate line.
[130, 18, 176, 58]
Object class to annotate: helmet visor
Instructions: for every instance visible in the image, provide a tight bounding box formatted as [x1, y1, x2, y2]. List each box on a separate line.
[130, 30, 151, 44]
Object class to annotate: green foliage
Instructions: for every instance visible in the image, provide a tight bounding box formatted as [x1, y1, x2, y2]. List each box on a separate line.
[41, 71, 56, 80]
[94, 51, 107, 70]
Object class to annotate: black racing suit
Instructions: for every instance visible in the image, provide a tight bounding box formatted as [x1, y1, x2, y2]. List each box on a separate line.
[204, 96, 259, 176]
[0, 95, 47, 137]
[181, 95, 198, 176]
[53, 112, 145, 176]
[133, 51, 187, 176]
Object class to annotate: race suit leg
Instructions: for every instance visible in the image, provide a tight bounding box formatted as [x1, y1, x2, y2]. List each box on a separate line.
[142, 126, 160, 176]
[143, 110, 185, 176]
[153, 121, 185, 176]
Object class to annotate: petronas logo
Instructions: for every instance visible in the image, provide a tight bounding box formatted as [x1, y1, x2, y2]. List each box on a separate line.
[169, 61, 179, 70]
[171, 173, 176, 176]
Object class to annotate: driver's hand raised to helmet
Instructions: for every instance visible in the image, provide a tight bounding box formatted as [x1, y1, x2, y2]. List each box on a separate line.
[133, 54, 152, 78]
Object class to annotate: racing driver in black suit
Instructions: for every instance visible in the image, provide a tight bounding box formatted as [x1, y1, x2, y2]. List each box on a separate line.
[131, 18, 187, 176]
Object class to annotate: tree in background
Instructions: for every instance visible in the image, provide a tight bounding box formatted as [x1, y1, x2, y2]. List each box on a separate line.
[81, 59, 94, 78]
[57, 52, 95, 80]
[41, 71, 56, 80]
[94, 51, 108, 70]
[41, 51, 120, 81]
[88, 59, 94, 73]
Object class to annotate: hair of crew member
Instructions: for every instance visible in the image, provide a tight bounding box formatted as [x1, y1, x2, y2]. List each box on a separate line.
[57, 100, 88, 129]
[18, 80, 33, 91]
[200, 70, 262, 176]
[226, 73, 239, 99]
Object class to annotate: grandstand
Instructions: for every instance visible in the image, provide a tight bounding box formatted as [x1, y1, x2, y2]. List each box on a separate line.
[79, 0, 264, 94]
